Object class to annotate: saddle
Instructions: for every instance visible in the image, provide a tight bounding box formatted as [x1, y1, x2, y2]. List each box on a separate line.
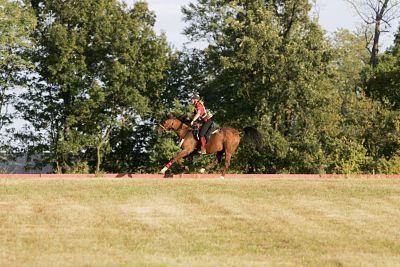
[193, 121, 219, 143]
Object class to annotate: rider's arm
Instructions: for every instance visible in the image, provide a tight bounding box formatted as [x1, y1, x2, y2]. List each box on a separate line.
[191, 110, 201, 125]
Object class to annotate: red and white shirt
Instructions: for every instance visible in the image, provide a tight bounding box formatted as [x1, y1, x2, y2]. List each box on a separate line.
[195, 101, 208, 122]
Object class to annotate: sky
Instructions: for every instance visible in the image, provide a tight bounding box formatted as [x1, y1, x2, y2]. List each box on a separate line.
[123, 0, 398, 50]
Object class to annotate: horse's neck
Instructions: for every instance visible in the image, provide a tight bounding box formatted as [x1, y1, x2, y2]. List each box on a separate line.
[175, 122, 190, 139]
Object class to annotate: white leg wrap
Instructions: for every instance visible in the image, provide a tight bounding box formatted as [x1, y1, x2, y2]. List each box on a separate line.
[200, 168, 206, 174]
[160, 167, 168, 174]
[220, 176, 225, 179]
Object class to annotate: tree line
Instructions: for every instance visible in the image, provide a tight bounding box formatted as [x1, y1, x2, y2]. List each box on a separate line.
[1, 0, 400, 174]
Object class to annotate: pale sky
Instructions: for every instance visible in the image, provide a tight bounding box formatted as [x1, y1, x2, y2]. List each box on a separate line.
[123, 0, 398, 50]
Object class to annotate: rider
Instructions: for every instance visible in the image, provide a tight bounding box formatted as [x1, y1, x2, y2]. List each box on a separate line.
[190, 94, 213, 155]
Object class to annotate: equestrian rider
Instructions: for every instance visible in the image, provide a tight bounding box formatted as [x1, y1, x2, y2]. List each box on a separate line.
[190, 95, 213, 155]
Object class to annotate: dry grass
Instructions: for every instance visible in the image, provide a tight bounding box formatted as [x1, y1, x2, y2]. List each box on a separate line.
[1, 178, 400, 266]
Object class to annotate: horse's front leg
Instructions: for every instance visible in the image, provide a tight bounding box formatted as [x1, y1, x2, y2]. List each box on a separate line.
[160, 149, 191, 174]
[177, 159, 189, 172]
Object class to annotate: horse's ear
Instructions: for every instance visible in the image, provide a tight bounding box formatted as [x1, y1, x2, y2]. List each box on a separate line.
[167, 113, 174, 119]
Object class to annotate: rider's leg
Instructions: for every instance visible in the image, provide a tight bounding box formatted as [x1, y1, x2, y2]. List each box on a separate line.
[199, 120, 212, 154]
[200, 136, 206, 154]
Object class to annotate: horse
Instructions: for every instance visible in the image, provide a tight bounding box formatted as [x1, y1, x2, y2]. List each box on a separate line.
[157, 115, 263, 179]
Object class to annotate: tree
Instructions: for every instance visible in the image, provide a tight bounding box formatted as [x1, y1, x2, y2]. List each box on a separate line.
[345, 0, 400, 67]
[365, 26, 400, 108]
[0, 0, 35, 137]
[163, 49, 208, 108]
[330, 29, 370, 94]
[183, 0, 343, 173]
[329, 28, 400, 174]
[19, 0, 170, 173]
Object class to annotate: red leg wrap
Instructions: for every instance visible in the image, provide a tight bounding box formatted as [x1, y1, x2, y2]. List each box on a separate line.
[165, 161, 173, 168]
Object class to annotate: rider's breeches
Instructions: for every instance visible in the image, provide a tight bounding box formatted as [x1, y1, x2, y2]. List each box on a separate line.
[199, 120, 213, 137]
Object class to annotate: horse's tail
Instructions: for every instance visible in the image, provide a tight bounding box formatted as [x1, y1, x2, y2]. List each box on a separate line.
[243, 127, 263, 150]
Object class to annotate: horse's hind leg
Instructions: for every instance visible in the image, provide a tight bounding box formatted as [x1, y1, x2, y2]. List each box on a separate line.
[201, 151, 223, 173]
[221, 152, 232, 179]
[220, 132, 240, 179]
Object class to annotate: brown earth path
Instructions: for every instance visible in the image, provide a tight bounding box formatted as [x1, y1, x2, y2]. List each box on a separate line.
[1, 173, 400, 179]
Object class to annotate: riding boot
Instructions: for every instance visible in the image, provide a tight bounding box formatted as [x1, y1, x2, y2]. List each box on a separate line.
[200, 136, 206, 154]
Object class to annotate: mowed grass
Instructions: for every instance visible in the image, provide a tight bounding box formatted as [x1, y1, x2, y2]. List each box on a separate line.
[1, 178, 400, 267]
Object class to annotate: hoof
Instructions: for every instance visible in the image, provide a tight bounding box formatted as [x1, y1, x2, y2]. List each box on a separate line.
[200, 168, 206, 174]
[164, 173, 174, 178]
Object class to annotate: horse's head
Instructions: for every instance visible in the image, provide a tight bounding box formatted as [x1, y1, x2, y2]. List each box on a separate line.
[157, 115, 183, 134]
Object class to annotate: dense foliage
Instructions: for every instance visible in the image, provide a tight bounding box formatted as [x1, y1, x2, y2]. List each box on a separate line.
[0, 0, 35, 157]
[15, 0, 170, 172]
[2, 0, 400, 174]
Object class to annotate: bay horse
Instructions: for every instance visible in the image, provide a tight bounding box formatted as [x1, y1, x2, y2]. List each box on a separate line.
[157, 115, 263, 179]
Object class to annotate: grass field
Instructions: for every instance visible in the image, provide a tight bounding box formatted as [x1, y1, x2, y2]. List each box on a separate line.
[1, 178, 400, 267]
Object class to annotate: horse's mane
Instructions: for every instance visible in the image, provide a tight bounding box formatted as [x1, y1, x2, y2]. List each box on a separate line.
[165, 113, 192, 127]
[176, 115, 191, 126]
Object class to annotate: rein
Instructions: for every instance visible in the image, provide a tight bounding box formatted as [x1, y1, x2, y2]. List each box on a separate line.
[176, 121, 186, 131]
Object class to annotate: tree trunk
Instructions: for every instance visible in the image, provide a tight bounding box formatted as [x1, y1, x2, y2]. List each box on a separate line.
[95, 127, 112, 174]
[370, 0, 390, 68]
[370, 19, 381, 68]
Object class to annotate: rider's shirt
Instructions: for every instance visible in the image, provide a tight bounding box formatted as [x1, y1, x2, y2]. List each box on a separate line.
[195, 101, 209, 123]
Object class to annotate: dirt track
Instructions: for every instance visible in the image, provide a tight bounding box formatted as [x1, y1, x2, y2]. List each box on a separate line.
[1, 173, 400, 179]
